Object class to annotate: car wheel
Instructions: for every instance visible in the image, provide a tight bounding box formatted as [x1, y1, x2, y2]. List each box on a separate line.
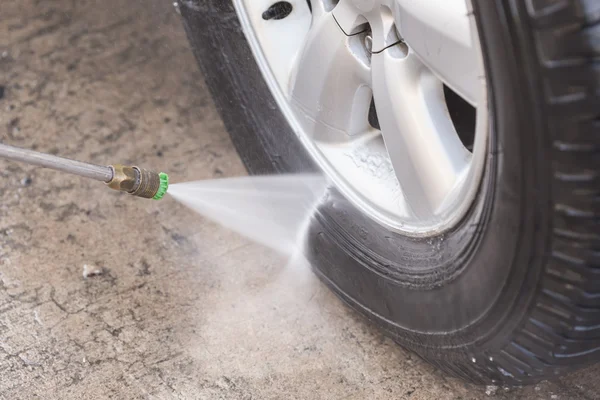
[179, 0, 600, 385]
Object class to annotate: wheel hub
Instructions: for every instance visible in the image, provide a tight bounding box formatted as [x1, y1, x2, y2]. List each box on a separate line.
[350, 0, 374, 11]
[334, 0, 400, 52]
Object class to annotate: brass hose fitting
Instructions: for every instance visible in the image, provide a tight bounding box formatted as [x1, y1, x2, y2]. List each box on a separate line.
[131, 167, 161, 198]
[106, 164, 168, 200]
[107, 164, 138, 193]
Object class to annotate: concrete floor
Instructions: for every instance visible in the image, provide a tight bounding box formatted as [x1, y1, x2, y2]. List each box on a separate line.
[0, 0, 599, 399]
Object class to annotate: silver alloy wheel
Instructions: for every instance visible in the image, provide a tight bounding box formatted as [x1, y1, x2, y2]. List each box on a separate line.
[233, 0, 488, 236]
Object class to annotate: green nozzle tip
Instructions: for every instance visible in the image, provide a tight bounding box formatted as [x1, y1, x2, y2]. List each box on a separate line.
[153, 172, 169, 200]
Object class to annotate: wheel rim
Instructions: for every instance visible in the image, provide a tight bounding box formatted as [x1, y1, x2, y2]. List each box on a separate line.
[234, 0, 488, 236]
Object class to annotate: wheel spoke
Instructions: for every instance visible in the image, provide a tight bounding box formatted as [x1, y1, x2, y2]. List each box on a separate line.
[371, 47, 471, 216]
[289, 14, 372, 141]
[393, 0, 480, 105]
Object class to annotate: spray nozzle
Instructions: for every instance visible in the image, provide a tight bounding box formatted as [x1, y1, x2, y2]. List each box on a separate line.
[107, 165, 169, 200]
[0, 143, 169, 200]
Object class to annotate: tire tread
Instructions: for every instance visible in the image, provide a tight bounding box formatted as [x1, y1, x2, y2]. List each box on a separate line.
[478, 0, 600, 383]
[429, 0, 600, 385]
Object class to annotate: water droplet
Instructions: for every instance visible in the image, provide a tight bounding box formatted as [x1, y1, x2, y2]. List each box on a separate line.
[485, 385, 498, 396]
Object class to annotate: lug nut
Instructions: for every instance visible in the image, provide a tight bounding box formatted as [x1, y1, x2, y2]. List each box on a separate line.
[364, 35, 373, 53]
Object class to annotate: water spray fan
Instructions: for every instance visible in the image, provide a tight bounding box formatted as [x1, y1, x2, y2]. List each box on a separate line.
[0, 143, 169, 200]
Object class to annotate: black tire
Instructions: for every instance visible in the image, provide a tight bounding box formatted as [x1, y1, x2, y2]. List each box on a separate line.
[179, 0, 600, 385]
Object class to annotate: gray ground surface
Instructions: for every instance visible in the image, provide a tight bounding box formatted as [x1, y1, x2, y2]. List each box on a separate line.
[0, 0, 599, 399]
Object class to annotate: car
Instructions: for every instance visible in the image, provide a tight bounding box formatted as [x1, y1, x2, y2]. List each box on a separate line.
[177, 0, 600, 385]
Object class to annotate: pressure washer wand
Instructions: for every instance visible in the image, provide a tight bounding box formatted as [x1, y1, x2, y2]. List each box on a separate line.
[0, 143, 168, 200]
